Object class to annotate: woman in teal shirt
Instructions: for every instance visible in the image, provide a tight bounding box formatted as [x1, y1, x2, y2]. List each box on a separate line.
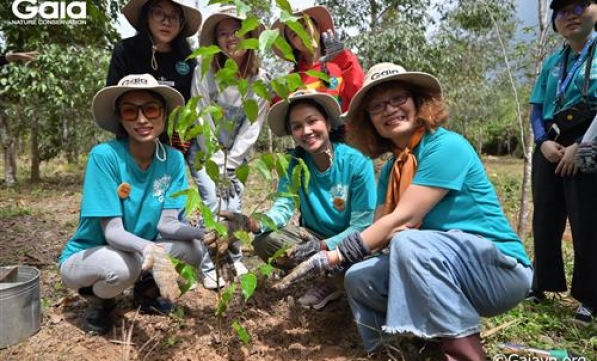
[279, 63, 532, 359]
[59, 74, 205, 335]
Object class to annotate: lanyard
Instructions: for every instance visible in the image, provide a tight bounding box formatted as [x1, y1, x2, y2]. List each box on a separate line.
[556, 32, 597, 102]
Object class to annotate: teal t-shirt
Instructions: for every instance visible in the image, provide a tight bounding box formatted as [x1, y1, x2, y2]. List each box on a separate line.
[377, 128, 530, 266]
[58, 139, 188, 265]
[530, 43, 597, 119]
[275, 143, 376, 246]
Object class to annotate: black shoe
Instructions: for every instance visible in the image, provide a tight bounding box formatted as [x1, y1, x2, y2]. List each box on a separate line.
[526, 289, 545, 304]
[78, 287, 116, 335]
[133, 273, 174, 315]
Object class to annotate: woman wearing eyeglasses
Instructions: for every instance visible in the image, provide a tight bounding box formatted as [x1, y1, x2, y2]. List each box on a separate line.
[59, 74, 206, 335]
[278, 63, 532, 359]
[529, 0, 597, 325]
[107, 0, 201, 152]
[186, 5, 270, 289]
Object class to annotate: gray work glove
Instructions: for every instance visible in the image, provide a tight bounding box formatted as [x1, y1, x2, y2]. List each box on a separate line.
[285, 234, 324, 264]
[319, 30, 345, 63]
[273, 251, 331, 290]
[575, 140, 597, 173]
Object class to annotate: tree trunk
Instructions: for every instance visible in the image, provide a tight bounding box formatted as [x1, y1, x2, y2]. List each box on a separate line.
[31, 114, 40, 182]
[517, 0, 549, 237]
[0, 109, 17, 186]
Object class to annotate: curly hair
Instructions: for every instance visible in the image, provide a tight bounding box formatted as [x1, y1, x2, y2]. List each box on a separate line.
[347, 80, 449, 159]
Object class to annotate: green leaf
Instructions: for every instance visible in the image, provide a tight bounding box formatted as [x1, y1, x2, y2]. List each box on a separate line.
[275, 0, 293, 13]
[235, 163, 250, 184]
[305, 69, 330, 83]
[201, 54, 215, 77]
[216, 283, 236, 316]
[238, 16, 260, 38]
[233, 230, 251, 245]
[259, 29, 279, 54]
[285, 73, 304, 92]
[252, 212, 277, 232]
[285, 18, 315, 54]
[239, 273, 257, 302]
[255, 158, 272, 182]
[243, 99, 258, 123]
[273, 34, 295, 62]
[206, 159, 221, 184]
[258, 263, 274, 277]
[238, 79, 249, 97]
[275, 153, 291, 178]
[271, 78, 289, 100]
[190, 45, 221, 59]
[268, 244, 292, 264]
[251, 79, 270, 100]
[237, 38, 259, 51]
[232, 320, 251, 345]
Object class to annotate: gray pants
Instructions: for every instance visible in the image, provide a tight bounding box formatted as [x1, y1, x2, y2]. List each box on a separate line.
[60, 239, 204, 299]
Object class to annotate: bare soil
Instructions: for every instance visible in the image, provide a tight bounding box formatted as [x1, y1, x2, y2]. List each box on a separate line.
[0, 174, 441, 361]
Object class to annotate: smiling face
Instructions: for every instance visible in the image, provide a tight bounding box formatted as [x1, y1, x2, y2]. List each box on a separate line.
[147, 0, 184, 45]
[287, 101, 332, 154]
[554, 1, 597, 41]
[117, 90, 166, 145]
[216, 18, 247, 61]
[365, 82, 419, 148]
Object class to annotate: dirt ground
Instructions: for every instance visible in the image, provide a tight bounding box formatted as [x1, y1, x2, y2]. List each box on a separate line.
[0, 174, 444, 361]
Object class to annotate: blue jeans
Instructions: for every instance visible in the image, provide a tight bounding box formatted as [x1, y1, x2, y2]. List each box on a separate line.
[344, 230, 532, 352]
[186, 140, 244, 273]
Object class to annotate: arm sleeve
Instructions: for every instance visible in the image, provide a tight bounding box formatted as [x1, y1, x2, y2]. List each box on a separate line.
[106, 42, 127, 86]
[331, 49, 364, 108]
[101, 217, 151, 253]
[157, 209, 204, 240]
[323, 210, 372, 250]
[530, 103, 548, 144]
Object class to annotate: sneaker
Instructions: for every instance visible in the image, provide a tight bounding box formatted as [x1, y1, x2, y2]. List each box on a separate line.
[525, 289, 545, 304]
[203, 269, 227, 289]
[233, 261, 249, 276]
[573, 304, 594, 326]
[297, 282, 343, 310]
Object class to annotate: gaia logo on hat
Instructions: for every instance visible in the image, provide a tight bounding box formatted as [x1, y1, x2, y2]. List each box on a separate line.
[371, 68, 404, 80]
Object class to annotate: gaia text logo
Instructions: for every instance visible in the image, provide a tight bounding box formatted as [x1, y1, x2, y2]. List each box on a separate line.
[9, 0, 87, 25]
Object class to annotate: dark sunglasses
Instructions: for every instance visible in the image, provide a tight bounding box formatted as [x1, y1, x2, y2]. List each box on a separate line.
[555, 2, 592, 20]
[119, 102, 163, 121]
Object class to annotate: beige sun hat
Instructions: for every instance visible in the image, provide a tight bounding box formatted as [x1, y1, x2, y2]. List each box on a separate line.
[122, 0, 202, 37]
[92, 74, 184, 134]
[342, 62, 443, 124]
[271, 5, 334, 60]
[199, 5, 265, 47]
[268, 89, 342, 137]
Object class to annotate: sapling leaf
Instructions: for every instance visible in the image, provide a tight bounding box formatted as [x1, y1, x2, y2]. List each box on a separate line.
[240, 273, 257, 302]
[232, 320, 251, 345]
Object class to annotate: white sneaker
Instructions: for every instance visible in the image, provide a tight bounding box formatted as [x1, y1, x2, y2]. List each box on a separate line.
[233, 261, 249, 276]
[203, 269, 227, 290]
[297, 282, 343, 310]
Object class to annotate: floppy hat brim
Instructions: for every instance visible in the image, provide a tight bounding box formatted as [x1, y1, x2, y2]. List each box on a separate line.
[92, 84, 184, 134]
[268, 92, 342, 137]
[271, 5, 334, 60]
[199, 12, 265, 47]
[343, 72, 442, 125]
[122, 0, 202, 37]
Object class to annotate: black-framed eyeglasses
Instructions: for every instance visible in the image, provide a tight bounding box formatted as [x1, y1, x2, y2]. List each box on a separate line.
[216, 28, 241, 40]
[119, 102, 163, 121]
[150, 7, 185, 27]
[555, 2, 592, 20]
[366, 93, 412, 116]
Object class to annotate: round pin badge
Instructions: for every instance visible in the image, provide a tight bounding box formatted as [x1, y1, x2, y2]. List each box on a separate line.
[175, 61, 190, 76]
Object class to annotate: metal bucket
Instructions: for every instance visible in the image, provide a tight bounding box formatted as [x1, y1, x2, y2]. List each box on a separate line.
[0, 266, 41, 349]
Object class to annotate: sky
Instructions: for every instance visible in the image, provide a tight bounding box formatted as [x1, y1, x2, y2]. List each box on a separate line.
[116, 0, 540, 41]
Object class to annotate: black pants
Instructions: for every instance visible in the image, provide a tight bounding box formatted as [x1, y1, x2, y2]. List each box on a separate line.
[532, 146, 597, 308]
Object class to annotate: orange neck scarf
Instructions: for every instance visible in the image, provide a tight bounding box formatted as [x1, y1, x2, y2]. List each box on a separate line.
[384, 127, 425, 215]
